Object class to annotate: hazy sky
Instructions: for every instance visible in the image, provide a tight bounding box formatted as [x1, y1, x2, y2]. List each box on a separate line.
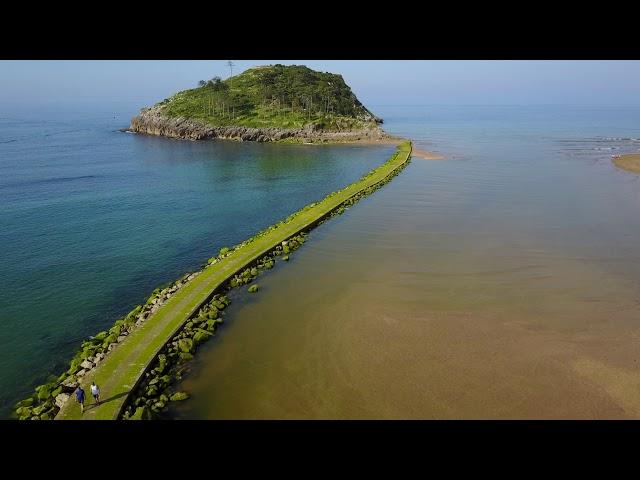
[2, 60, 640, 107]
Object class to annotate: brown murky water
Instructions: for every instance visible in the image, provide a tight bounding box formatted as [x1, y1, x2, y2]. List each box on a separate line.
[170, 106, 640, 419]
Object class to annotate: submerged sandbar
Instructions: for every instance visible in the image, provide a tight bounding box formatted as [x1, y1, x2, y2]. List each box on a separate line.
[612, 153, 640, 174]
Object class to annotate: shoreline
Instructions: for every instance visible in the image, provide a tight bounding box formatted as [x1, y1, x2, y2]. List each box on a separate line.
[612, 153, 640, 174]
[127, 107, 391, 144]
[16, 142, 412, 420]
[123, 124, 441, 156]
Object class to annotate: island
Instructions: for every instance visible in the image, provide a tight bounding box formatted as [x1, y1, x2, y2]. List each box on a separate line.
[128, 64, 396, 144]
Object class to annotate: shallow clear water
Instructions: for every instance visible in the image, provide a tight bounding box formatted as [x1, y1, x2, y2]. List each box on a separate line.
[170, 105, 640, 419]
[0, 102, 393, 416]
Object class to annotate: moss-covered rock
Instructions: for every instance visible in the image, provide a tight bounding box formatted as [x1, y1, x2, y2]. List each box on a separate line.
[193, 329, 213, 345]
[109, 325, 122, 337]
[170, 391, 190, 402]
[130, 406, 146, 420]
[177, 338, 194, 353]
[35, 385, 51, 401]
[102, 333, 118, 348]
[15, 397, 34, 408]
[16, 406, 32, 417]
[248, 284, 259, 293]
[178, 352, 194, 362]
[145, 385, 158, 397]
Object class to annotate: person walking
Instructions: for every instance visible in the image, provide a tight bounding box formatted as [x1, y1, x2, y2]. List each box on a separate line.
[74, 385, 86, 414]
[91, 382, 101, 406]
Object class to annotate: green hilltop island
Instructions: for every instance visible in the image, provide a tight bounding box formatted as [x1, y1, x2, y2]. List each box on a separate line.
[128, 64, 392, 143]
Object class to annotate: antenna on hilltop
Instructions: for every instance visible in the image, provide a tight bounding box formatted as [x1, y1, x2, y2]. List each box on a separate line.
[227, 61, 235, 81]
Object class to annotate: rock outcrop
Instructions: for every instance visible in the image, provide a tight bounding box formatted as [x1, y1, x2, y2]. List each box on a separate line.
[127, 106, 389, 143]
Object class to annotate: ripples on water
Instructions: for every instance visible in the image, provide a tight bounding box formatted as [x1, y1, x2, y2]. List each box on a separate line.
[170, 105, 640, 419]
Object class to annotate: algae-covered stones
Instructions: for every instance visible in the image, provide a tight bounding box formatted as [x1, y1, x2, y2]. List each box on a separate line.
[131, 407, 145, 420]
[219, 247, 230, 256]
[170, 391, 190, 402]
[179, 352, 194, 362]
[15, 398, 34, 408]
[205, 318, 221, 331]
[102, 333, 118, 348]
[250, 268, 258, 277]
[248, 284, 259, 293]
[193, 329, 213, 345]
[177, 338, 194, 353]
[282, 255, 289, 261]
[145, 385, 158, 397]
[15, 406, 32, 418]
[35, 385, 51, 401]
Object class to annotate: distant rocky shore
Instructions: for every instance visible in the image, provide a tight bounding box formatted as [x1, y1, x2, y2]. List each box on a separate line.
[126, 106, 392, 144]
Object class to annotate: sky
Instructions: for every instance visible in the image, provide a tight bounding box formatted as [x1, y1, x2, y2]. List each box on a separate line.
[1, 60, 640, 107]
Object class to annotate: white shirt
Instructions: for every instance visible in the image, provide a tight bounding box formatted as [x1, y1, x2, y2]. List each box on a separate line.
[91, 384, 100, 396]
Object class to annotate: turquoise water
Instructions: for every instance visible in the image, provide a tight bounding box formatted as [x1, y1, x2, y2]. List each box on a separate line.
[169, 105, 640, 419]
[0, 102, 394, 416]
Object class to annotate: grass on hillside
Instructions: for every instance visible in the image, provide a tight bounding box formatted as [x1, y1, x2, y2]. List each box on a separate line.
[157, 64, 380, 131]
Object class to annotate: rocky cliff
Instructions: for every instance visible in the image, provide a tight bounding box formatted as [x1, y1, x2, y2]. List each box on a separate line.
[128, 106, 388, 143]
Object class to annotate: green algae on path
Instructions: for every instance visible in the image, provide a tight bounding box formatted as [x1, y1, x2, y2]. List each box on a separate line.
[612, 154, 640, 174]
[56, 141, 412, 420]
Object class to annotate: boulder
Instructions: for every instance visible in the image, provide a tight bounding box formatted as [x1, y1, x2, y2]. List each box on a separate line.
[76, 369, 87, 378]
[36, 385, 51, 401]
[54, 393, 70, 408]
[170, 391, 190, 402]
[61, 377, 78, 391]
[193, 329, 213, 345]
[177, 338, 194, 353]
[16, 406, 32, 417]
[102, 333, 118, 347]
[93, 331, 109, 341]
[80, 360, 94, 370]
[117, 335, 126, 343]
[179, 352, 194, 362]
[248, 284, 259, 293]
[15, 398, 34, 408]
[146, 385, 158, 397]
